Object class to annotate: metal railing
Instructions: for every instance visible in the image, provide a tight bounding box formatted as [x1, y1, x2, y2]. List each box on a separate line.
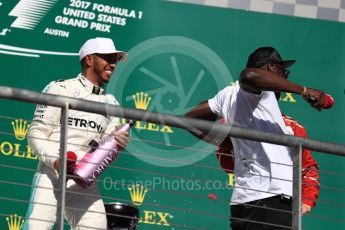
[1, 85, 345, 230]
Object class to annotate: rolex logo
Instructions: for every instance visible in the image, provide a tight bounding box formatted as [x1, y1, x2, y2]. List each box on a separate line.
[128, 184, 148, 206]
[6, 214, 24, 230]
[133, 92, 151, 110]
[11, 119, 30, 140]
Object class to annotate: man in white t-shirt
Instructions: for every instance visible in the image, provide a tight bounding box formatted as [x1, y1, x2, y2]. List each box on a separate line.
[186, 47, 327, 229]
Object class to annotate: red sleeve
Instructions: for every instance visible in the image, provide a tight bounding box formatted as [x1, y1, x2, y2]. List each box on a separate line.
[216, 118, 234, 174]
[292, 121, 320, 208]
[216, 145, 234, 174]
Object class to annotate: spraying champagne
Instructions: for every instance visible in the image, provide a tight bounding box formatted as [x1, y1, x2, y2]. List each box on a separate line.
[73, 120, 134, 188]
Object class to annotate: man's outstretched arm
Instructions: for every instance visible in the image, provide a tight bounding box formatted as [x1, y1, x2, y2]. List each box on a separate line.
[240, 68, 327, 110]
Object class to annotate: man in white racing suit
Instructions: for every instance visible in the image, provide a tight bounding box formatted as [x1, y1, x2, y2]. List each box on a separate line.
[24, 37, 129, 230]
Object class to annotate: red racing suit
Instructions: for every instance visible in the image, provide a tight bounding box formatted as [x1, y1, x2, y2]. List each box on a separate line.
[216, 115, 320, 208]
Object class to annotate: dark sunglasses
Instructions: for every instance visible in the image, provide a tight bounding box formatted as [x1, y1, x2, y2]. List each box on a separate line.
[273, 63, 290, 77]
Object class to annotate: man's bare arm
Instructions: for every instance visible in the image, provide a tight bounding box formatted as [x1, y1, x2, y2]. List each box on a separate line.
[240, 68, 326, 110]
[185, 100, 219, 143]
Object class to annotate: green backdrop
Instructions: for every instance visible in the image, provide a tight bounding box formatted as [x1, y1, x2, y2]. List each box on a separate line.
[0, 0, 344, 229]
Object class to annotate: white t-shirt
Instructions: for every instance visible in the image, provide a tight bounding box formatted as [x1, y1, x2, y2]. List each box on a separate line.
[208, 81, 293, 205]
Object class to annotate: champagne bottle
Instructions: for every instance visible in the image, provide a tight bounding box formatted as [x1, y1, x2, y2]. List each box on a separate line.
[73, 120, 134, 188]
[306, 94, 334, 109]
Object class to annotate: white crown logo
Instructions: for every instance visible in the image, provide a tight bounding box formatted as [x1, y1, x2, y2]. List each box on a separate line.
[133, 92, 151, 110]
[11, 119, 30, 140]
[128, 184, 148, 206]
[6, 214, 24, 230]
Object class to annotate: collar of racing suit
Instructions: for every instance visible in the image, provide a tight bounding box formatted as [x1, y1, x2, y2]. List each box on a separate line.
[78, 74, 105, 95]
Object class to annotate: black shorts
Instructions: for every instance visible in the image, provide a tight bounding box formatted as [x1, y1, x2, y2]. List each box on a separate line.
[230, 195, 292, 230]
